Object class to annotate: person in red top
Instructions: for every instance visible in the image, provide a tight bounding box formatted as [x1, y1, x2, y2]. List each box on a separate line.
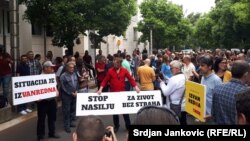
[95, 56, 108, 92]
[97, 57, 140, 133]
[98, 57, 140, 93]
[0, 46, 13, 105]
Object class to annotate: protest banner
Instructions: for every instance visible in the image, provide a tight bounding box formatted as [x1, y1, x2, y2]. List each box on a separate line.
[12, 74, 57, 105]
[76, 90, 162, 116]
[185, 80, 206, 122]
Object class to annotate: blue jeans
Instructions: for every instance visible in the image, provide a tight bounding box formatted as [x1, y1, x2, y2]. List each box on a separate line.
[61, 93, 76, 129]
[78, 87, 88, 93]
[0, 74, 11, 99]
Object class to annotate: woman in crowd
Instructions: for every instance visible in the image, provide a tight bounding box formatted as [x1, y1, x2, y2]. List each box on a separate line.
[214, 57, 232, 83]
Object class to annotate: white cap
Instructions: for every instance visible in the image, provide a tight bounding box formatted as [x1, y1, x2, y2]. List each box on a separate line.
[43, 61, 55, 67]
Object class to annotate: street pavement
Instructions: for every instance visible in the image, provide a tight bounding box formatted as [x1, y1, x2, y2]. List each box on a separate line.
[0, 81, 200, 141]
[0, 112, 133, 141]
[0, 87, 131, 141]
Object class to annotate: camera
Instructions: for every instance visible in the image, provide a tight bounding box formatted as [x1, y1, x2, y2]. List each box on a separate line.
[159, 72, 164, 80]
[105, 130, 112, 137]
[156, 72, 164, 80]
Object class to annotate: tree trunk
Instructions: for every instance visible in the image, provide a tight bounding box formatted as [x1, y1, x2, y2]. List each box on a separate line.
[67, 46, 74, 56]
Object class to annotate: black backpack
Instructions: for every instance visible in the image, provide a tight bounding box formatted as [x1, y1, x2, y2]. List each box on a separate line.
[0, 95, 7, 108]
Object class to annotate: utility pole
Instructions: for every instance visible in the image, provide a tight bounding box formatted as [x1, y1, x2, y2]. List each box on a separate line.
[2, 9, 6, 52]
[10, 0, 19, 76]
[43, 25, 47, 58]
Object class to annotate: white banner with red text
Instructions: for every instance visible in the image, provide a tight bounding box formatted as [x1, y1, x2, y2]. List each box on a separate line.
[12, 74, 57, 105]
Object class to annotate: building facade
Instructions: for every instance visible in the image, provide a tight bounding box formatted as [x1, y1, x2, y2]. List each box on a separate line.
[0, 0, 148, 61]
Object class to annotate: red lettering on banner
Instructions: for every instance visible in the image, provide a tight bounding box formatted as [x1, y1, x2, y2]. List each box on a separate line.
[22, 87, 56, 97]
[193, 108, 201, 115]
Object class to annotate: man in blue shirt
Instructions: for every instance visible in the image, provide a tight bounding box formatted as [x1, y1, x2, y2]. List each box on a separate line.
[212, 60, 250, 124]
[199, 55, 222, 117]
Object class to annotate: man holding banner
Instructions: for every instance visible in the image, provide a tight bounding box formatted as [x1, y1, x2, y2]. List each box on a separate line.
[37, 61, 60, 140]
[97, 57, 140, 133]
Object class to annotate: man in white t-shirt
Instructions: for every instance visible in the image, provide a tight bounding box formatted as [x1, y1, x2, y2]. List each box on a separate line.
[182, 55, 195, 80]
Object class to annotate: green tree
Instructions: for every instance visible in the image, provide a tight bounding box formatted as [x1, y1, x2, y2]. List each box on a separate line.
[138, 0, 191, 50]
[194, 14, 216, 49]
[19, 0, 57, 57]
[194, 0, 250, 50]
[184, 13, 201, 49]
[20, 0, 136, 55]
[231, 0, 250, 49]
[51, 0, 136, 54]
[187, 12, 201, 25]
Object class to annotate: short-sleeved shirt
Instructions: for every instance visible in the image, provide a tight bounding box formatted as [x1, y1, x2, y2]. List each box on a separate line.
[137, 65, 155, 90]
[182, 63, 195, 80]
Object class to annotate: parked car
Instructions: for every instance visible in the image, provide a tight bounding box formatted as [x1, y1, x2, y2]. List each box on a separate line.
[231, 48, 241, 54]
[181, 49, 193, 54]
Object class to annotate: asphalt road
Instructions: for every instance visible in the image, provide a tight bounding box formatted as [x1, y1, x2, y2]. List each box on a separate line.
[0, 85, 199, 141]
[0, 111, 133, 141]
[0, 87, 132, 141]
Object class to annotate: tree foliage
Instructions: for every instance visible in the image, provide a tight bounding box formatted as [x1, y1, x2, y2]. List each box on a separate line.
[138, 0, 191, 50]
[19, 0, 136, 55]
[194, 0, 250, 50]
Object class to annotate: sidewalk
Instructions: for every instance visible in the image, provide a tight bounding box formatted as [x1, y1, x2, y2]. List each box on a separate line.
[0, 80, 97, 132]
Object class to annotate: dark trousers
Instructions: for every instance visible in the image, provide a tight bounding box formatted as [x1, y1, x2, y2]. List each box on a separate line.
[179, 111, 187, 125]
[113, 114, 131, 129]
[17, 104, 27, 112]
[37, 99, 57, 138]
[62, 93, 76, 129]
[97, 80, 109, 92]
[113, 81, 131, 129]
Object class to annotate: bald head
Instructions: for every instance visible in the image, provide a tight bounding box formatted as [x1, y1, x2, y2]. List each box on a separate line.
[183, 55, 191, 64]
[237, 53, 245, 60]
[144, 58, 151, 65]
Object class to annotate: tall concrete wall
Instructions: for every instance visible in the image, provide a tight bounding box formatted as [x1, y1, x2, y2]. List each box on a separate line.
[18, 4, 32, 56]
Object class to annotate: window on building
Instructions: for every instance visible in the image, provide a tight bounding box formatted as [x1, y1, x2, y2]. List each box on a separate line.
[123, 31, 127, 40]
[133, 27, 138, 41]
[6, 11, 10, 33]
[32, 24, 42, 35]
[46, 25, 53, 37]
[32, 24, 53, 37]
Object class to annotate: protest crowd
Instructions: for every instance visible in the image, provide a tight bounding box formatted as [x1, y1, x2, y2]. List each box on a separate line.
[1, 46, 250, 141]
